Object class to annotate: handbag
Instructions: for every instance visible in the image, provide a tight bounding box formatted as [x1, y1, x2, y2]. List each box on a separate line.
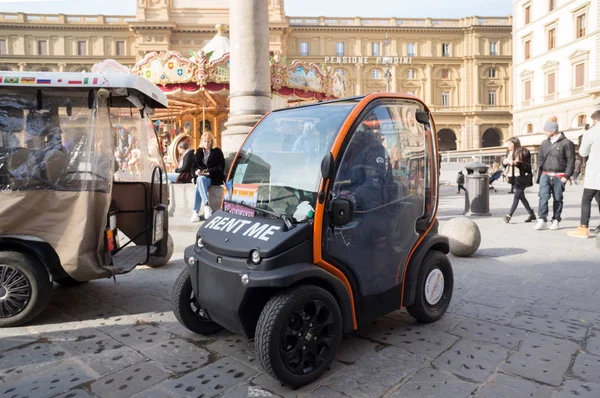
[514, 162, 533, 188]
[176, 170, 193, 183]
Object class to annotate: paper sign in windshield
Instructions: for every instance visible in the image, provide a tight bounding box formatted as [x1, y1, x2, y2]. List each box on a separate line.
[224, 184, 259, 217]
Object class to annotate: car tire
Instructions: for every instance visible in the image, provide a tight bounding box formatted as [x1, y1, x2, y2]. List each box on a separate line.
[406, 250, 453, 323]
[146, 233, 174, 268]
[0, 251, 53, 328]
[171, 266, 223, 335]
[255, 285, 342, 388]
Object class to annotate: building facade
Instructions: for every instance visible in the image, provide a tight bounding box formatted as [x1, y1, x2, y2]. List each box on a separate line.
[0, 0, 513, 152]
[513, 0, 600, 141]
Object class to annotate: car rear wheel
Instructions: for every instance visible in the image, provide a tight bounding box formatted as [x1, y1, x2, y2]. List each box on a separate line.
[255, 285, 342, 388]
[406, 250, 453, 323]
[146, 233, 174, 268]
[172, 266, 223, 335]
[0, 251, 52, 327]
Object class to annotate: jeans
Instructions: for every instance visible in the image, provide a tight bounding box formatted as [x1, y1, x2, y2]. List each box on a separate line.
[538, 174, 565, 222]
[167, 173, 180, 183]
[509, 186, 533, 216]
[193, 176, 212, 212]
[457, 184, 465, 192]
[581, 188, 600, 227]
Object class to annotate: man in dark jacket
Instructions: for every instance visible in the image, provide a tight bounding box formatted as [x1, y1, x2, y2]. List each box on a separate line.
[535, 118, 575, 231]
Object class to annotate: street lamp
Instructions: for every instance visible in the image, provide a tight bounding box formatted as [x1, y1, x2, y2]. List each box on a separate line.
[383, 33, 392, 92]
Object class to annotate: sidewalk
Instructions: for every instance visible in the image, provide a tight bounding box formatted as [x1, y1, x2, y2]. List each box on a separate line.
[1, 182, 599, 398]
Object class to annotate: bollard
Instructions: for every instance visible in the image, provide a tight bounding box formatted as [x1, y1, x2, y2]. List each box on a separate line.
[463, 162, 491, 216]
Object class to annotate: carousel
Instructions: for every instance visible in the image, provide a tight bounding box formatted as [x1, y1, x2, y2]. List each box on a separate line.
[130, 24, 347, 171]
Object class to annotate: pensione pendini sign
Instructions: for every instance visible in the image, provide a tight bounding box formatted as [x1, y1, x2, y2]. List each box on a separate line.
[323, 56, 412, 65]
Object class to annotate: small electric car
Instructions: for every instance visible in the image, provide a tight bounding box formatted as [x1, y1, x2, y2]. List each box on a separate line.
[172, 93, 452, 387]
[0, 72, 172, 327]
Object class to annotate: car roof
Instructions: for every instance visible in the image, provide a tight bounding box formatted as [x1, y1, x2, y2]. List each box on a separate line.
[0, 71, 168, 109]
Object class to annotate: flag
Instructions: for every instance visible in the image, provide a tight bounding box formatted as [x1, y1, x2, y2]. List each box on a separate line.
[20, 77, 36, 84]
[36, 79, 52, 84]
[4, 77, 19, 83]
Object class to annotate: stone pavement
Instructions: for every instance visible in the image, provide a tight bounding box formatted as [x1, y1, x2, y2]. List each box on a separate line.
[1, 180, 600, 397]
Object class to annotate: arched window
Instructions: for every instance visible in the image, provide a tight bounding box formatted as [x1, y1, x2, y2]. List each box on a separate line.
[371, 69, 382, 79]
[441, 69, 450, 79]
[526, 123, 533, 134]
[336, 68, 345, 76]
[577, 114, 587, 127]
[407, 69, 416, 79]
[488, 67, 497, 78]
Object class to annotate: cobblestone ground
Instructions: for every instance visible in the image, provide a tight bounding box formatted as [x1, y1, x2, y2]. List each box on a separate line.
[1, 181, 599, 397]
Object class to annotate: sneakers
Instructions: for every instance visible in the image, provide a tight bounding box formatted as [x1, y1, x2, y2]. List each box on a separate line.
[190, 211, 201, 223]
[593, 225, 600, 234]
[549, 220, 560, 230]
[503, 215, 511, 223]
[534, 219, 548, 230]
[567, 226, 589, 239]
[525, 213, 537, 223]
[203, 205, 213, 220]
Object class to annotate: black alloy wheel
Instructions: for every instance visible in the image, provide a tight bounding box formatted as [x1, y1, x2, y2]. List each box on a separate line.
[255, 285, 342, 388]
[171, 266, 223, 335]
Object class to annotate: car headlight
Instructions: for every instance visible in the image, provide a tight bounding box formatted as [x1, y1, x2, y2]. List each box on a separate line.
[197, 237, 203, 248]
[248, 249, 261, 268]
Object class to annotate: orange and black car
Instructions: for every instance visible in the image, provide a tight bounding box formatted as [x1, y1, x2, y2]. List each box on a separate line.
[172, 93, 453, 387]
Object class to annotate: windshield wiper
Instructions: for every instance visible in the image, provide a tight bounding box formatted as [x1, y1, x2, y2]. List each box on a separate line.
[223, 199, 294, 230]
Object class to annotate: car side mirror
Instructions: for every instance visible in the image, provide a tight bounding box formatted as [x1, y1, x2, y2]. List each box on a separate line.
[415, 111, 430, 125]
[321, 152, 335, 181]
[329, 198, 353, 226]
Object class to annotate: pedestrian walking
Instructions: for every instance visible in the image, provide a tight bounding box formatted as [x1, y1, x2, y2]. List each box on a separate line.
[456, 170, 465, 193]
[503, 137, 536, 223]
[534, 117, 575, 231]
[568, 111, 600, 238]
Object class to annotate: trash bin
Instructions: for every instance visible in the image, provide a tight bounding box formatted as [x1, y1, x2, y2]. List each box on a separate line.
[463, 162, 491, 216]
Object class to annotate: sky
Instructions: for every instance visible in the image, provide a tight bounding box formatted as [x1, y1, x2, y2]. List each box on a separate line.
[0, 0, 512, 19]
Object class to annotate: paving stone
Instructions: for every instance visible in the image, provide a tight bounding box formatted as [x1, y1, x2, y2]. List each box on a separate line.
[141, 338, 210, 373]
[253, 361, 346, 398]
[90, 362, 170, 398]
[456, 302, 517, 325]
[0, 335, 38, 353]
[432, 339, 508, 383]
[129, 386, 174, 398]
[476, 373, 556, 397]
[572, 354, 600, 384]
[206, 336, 260, 371]
[329, 346, 427, 398]
[384, 310, 466, 332]
[299, 386, 348, 398]
[501, 332, 579, 386]
[226, 384, 282, 398]
[509, 315, 587, 341]
[51, 389, 95, 398]
[117, 294, 172, 314]
[450, 318, 528, 349]
[0, 360, 93, 398]
[563, 309, 600, 328]
[552, 380, 600, 398]
[0, 341, 69, 383]
[513, 302, 570, 320]
[389, 367, 476, 397]
[462, 290, 519, 309]
[357, 318, 457, 359]
[585, 329, 600, 356]
[160, 357, 257, 398]
[334, 335, 377, 364]
[107, 323, 174, 349]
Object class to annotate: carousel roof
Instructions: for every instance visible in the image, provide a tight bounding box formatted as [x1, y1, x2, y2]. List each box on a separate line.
[131, 25, 347, 103]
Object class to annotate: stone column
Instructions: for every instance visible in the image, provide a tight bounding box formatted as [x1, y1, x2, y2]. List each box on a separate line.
[221, 0, 271, 158]
[424, 64, 433, 104]
[18, 63, 26, 71]
[355, 63, 363, 96]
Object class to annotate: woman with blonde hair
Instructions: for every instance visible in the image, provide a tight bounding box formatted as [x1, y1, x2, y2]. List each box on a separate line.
[503, 137, 536, 223]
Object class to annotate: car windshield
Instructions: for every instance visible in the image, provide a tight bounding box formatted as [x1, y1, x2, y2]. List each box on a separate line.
[226, 101, 358, 222]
